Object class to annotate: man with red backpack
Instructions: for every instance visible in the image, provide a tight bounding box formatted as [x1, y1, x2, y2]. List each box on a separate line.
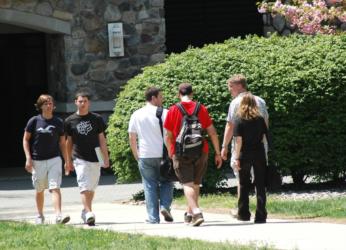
[164, 83, 222, 226]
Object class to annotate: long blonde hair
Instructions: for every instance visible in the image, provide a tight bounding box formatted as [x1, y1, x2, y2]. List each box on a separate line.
[236, 92, 261, 120]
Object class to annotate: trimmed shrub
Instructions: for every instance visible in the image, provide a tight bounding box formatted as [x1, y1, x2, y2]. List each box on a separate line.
[107, 34, 346, 185]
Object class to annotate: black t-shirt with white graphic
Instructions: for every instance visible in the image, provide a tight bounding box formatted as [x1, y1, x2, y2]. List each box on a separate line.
[25, 115, 64, 160]
[233, 116, 267, 160]
[64, 112, 106, 162]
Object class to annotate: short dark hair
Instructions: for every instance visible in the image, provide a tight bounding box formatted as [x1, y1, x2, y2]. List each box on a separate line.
[145, 86, 161, 102]
[75, 90, 91, 100]
[178, 83, 193, 96]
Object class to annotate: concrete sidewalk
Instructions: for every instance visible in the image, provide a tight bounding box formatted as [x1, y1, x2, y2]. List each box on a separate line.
[3, 201, 346, 250]
[1, 170, 345, 250]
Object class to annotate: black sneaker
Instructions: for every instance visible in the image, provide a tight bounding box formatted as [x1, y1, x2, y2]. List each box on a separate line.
[161, 208, 173, 222]
[236, 215, 251, 221]
[254, 218, 266, 224]
[191, 213, 204, 227]
[184, 212, 192, 224]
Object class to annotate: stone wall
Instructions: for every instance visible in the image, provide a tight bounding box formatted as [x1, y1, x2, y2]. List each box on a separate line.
[262, 0, 346, 38]
[262, 13, 292, 36]
[0, 0, 166, 111]
[263, 13, 346, 36]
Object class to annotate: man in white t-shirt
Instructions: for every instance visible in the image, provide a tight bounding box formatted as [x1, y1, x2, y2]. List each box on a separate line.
[128, 87, 174, 224]
[221, 74, 269, 219]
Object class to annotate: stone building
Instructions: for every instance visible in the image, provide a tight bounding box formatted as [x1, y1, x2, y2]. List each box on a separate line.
[0, 0, 262, 167]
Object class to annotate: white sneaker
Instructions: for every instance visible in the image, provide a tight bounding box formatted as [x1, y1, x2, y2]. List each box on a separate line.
[56, 214, 70, 224]
[35, 215, 45, 225]
[85, 212, 95, 226]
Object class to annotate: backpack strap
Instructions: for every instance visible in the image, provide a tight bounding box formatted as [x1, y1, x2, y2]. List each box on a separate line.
[176, 102, 200, 116]
[156, 106, 163, 118]
[192, 102, 201, 116]
[156, 107, 164, 136]
[176, 102, 189, 116]
[156, 107, 170, 157]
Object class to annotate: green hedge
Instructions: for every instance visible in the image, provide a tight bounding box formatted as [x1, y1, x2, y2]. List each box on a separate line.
[107, 34, 346, 185]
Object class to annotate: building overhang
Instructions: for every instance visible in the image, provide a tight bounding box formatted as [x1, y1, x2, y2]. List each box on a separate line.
[0, 9, 71, 34]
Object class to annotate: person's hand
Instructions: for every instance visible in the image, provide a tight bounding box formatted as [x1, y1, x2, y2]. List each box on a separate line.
[215, 154, 222, 169]
[234, 159, 241, 171]
[64, 163, 69, 176]
[134, 154, 139, 162]
[168, 150, 173, 159]
[24, 159, 33, 173]
[102, 158, 110, 168]
[64, 161, 74, 176]
[221, 147, 228, 160]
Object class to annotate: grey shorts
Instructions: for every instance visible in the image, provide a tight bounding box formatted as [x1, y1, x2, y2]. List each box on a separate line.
[32, 156, 62, 192]
[74, 158, 101, 193]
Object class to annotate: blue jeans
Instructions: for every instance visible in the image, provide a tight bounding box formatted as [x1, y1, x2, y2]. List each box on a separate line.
[138, 158, 174, 223]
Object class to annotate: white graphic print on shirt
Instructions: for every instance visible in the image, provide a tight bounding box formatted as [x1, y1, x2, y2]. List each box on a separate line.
[37, 125, 55, 134]
[77, 121, 92, 135]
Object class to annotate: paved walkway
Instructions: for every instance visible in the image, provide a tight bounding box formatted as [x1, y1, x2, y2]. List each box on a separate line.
[3, 202, 346, 250]
[1, 171, 346, 250]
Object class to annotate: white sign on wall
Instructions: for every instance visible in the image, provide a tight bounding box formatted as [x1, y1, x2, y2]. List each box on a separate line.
[108, 23, 124, 57]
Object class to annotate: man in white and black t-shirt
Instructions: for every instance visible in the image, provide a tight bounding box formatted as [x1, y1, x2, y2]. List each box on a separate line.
[65, 91, 110, 226]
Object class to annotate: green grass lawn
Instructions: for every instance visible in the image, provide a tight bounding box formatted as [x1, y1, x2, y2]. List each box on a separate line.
[173, 193, 346, 221]
[0, 221, 272, 250]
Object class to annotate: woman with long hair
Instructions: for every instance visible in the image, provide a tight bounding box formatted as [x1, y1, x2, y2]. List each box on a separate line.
[233, 92, 268, 223]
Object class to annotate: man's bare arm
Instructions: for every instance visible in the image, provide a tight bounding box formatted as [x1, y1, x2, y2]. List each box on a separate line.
[206, 125, 222, 168]
[221, 121, 233, 160]
[23, 131, 33, 173]
[165, 130, 174, 158]
[129, 132, 139, 161]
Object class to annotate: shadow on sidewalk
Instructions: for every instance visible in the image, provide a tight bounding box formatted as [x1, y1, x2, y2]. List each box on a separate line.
[203, 220, 305, 227]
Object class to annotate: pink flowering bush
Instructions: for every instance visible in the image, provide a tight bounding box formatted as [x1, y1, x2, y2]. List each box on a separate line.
[258, 0, 346, 34]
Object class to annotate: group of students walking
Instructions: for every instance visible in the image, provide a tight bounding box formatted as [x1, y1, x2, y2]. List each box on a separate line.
[23, 73, 269, 227]
[129, 74, 269, 226]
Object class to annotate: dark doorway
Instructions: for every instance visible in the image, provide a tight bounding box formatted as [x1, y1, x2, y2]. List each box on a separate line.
[0, 33, 48, 168]
[165, 0, 263, 53]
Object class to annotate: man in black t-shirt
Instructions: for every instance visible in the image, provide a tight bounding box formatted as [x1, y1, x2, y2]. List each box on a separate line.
[64, 91, 110, 226]
[23, 94, 70, 225]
